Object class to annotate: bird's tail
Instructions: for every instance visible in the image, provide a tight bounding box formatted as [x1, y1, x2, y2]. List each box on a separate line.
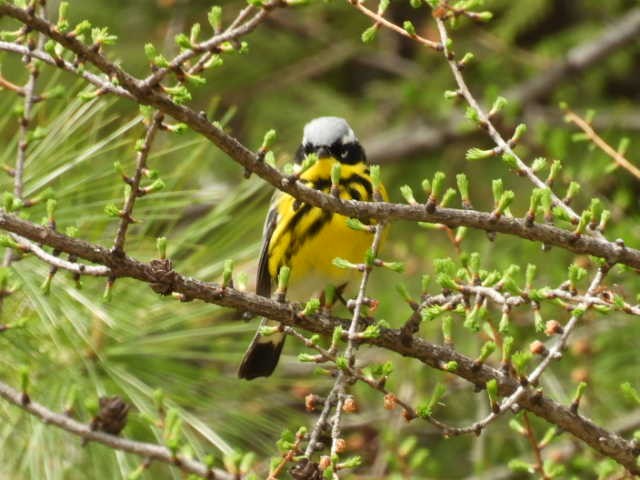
[237, 319, 285, 380]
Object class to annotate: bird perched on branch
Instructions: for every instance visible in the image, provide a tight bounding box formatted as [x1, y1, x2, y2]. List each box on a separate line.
[238, 117, 387, 379]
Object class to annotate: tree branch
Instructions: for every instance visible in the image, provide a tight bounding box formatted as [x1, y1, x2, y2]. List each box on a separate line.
[0, 211, 637, 473]
[0, 380, 235, 480]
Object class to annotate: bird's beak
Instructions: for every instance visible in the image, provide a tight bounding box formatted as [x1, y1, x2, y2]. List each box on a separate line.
[316, 146, 332, 158]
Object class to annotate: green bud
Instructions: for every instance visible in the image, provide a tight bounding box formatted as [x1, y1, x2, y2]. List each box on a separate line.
[359, 324, 381, 338]
[479, 341, 496, 362]
[222, 259, 234, 287]
[156, 237, 167, 259]
[302, 298, 320, 316]
[361, 25, 378, 43]
[436, 273, 458, 290]
[382, 262, 404, 273]
[456, 173, 470, 203]
[339, 456, 363, 469]
[403, 20, 416, 36]
[490, 96, 507, 113]
[400, 184, 417, 204]
[146, 179, 166, 193]
[548, 160, 562, 181]
[208, 6, 222, 31]
[531, 157, 547, 173]
[621, 382, 640, 405]
[443, 360, 458, 371]
[573, 381, 587, 404]
[589, 198, 603, 226]
[370, 165, 381, 192]
[19, 365, 30, 393]
[72, 20, 92, 36]
[421, 179, 432, 198]
[346, 218, 370, 232]
[511, 123, 527, 142]
[440, 188, 456, 207]
[495, 191, 515, 214]
[486, 378, 499, 408]
[103, 278, 114, 303]
[189, 23, 201, 45]
[498, 311, 510, 334]
[491, 179, 504, 205]
[104, 204, 121, 218]
[46, 199, 57, 221]
[475, 11, 493, 22]
[259, 325, 281, 337]
[444, 90, 460, 100]
[277, 266, 290, 292]
[331, 162, 341, 187]
[441, 315, 452, 343]
[459, 52, 475, 65]
[574, 210, 592, 235]
[333, 257, 358, 270]
[598, 209, 611, 231]
[509, 418, 526, 435]
[335, 356, 348, 370]
[174, 33, 191, 49]
[501, 153, 519, 169]
[564, 181, 580, 201]
[502, 336, 514, 362]
[465, 147, 494, 161]
[464, 306, 480, 332]
[260, 129, 277, 151]
[431, 171, 446, 201]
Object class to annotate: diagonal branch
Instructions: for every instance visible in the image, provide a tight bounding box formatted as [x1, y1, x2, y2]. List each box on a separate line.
[564, 108, 640, 181]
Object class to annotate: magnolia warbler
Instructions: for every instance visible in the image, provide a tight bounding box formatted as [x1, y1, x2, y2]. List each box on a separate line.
[238, 117, 388, 379]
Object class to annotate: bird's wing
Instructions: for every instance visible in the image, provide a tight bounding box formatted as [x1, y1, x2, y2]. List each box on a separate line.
[256, 203, 278, 297]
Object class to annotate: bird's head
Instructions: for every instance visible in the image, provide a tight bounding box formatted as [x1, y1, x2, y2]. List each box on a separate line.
[295, 116, 367, 165]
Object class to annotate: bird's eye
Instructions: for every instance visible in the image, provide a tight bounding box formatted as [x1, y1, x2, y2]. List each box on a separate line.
[303, 144, 313, 154]
[341, 149, 348, 159]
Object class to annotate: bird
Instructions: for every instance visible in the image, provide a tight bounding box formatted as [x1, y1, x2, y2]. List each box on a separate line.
[238, 116, 388, 380]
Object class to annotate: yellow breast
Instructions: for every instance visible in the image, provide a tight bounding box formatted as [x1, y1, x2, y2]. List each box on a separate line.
[267, 157, 388, 301]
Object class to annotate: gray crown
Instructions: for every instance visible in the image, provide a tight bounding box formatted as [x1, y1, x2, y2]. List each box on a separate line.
[302, 117, 357, 147]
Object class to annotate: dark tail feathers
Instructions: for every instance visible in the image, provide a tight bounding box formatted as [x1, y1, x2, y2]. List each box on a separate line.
[238, 332, 285, 380]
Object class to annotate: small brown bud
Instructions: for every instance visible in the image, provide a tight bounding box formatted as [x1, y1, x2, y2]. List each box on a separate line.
[530, 340, 547, 356]
[402, 409, 416, 422]
[318, 455, 331, 471]
[383, 393, 397, 410]
[544, 320, 564, 336]
[571, 367, 589, 383]
[342, 395, 358, 413]
[571, 338, 592, 356]
[334, 438, 347, 453]
[305, 393, 320, 412]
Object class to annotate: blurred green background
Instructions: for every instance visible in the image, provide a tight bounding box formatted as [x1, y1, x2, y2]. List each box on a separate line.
[1, 0, 640, 478]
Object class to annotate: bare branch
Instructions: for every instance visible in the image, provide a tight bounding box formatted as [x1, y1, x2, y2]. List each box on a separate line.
[564, 108, 640, 181]
[0, 380, 235, 480]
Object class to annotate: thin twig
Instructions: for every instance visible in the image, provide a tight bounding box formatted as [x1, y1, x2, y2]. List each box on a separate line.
[329, 221, 385, 461]
[112, 112, 163, 255]
[522, 412, 550, 480]
[12, 235, 111, 276]
[564, 109, 640, 181]
[346, 0, 442, 51]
